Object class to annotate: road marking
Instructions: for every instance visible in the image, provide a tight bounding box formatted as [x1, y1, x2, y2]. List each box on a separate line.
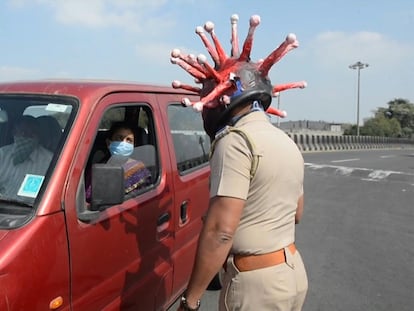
[380, 155, 396, 158]
[305, 163, 414, 184]
[368, 170, 392, 180]
[331, 158, 359, 163]
[361, 178, 380, 182]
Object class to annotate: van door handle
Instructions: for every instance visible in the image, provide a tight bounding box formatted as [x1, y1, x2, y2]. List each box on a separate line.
[157, 212, 170, 233]
[180, 201, 188, 223]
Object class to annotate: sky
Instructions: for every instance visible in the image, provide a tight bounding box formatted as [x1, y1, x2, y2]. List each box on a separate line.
[1, 0, 413, 124]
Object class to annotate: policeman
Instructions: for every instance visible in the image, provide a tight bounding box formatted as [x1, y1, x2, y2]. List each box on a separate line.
[173, 14, 308, 311]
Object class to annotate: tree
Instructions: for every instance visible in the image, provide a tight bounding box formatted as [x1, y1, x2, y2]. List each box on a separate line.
[343, 124, 357, 136]
[360, 114, 401, 137]
[384, 98, 414, 138]
[359, 98, 414, 138]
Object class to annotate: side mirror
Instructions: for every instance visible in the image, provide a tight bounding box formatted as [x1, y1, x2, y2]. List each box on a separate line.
[90, 163, 125, 211]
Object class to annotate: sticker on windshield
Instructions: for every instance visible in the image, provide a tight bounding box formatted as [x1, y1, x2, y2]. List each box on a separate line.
[46, 103, 68, 113]
[17, 174, 45, 198]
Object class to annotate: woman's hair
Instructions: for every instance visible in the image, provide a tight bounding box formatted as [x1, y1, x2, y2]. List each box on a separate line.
[107, 121, 135, 141]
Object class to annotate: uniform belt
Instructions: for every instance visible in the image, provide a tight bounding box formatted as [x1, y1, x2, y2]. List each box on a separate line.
[233, 243, 296, 272]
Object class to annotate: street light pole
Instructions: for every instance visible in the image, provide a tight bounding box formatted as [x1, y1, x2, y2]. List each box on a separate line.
[349, 61, 369, 136]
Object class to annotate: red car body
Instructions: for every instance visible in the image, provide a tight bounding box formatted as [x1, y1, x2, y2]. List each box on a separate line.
[0, 80, 210, 310]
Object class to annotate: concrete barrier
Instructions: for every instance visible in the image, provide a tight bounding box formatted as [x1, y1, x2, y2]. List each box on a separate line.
[286, 132, 414, 152]
[292, 133, 303, 152]
[315, 135, 323, 151]
[340, 136, 346, 150]
[310, 135, 317, 151]
[327, 135, 335, 150]
[282, 125, 414, 152]
[335, 136, 341, 150]
[303, 135, 309, 151]
[320, 135, 328, 151]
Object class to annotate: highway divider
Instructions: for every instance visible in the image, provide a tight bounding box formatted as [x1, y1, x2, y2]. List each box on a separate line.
[287, 133, 414, 152]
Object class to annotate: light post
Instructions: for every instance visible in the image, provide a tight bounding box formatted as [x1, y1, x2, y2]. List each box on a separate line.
[349, 61, 369, 136]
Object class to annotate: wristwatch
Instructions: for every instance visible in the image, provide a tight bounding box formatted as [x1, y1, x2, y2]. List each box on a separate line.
[180, 293, 201, 311]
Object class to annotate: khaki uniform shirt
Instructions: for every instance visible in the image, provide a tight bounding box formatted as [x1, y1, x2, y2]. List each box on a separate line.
[210, 111, 304, 255]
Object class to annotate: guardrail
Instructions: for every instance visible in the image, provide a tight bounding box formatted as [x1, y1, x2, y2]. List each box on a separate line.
[286, 133, 414, 152]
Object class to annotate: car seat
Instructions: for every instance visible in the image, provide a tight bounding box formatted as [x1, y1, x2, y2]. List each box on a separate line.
[36, 115, 62, 152]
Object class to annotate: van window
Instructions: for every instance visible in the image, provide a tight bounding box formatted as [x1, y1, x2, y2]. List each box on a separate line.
[0, 95, 75, 228]
[168, 104, 210, 174]
[84, 104, 158, 206]
[97, 107, 126, 129]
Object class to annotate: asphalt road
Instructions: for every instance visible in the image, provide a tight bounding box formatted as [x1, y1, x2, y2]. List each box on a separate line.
[170, 148, 414, 311]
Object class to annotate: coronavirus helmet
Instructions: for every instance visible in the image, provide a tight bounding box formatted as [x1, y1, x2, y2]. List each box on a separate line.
[170, 14, 306, 138]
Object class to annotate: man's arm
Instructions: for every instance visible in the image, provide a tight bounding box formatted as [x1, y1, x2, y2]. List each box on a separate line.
[179, 195, 245, 309]
[295, 194, 304, 224]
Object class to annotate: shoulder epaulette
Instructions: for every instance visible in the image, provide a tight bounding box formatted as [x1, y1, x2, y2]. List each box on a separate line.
[210, 125, 259, 179]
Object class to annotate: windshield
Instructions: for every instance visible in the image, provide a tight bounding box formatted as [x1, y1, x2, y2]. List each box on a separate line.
[0, 94, 76, 228]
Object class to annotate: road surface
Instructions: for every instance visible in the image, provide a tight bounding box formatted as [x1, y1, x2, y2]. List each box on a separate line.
[169, 149, 414, 311]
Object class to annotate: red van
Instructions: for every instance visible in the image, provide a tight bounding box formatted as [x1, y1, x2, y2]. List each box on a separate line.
[0, 80, 211, 310]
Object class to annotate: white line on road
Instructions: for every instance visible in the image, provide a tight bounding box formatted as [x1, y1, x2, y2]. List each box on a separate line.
[305, 163, 414, 183]
[331, 158, 360, 163]
[380, 155, 396, 158]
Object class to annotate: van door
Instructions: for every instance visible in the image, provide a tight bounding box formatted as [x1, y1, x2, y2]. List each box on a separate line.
[156, 94, 211, 297]
[63, 93, 175, 310]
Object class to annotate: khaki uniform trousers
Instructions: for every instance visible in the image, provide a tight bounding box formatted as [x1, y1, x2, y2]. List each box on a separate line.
[219, 247, 308, 311]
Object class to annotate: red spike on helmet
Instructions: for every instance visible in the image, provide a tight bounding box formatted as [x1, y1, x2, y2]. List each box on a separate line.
[170, 14, 306, 137]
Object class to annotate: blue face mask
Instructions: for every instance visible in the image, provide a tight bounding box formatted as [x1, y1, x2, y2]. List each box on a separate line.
[109, 141, 134, 157]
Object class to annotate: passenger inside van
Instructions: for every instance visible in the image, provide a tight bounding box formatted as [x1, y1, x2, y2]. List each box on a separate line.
[0, 115, 53, 202]
[36, 115, 62, 152]
[85, 121, 151, 202]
